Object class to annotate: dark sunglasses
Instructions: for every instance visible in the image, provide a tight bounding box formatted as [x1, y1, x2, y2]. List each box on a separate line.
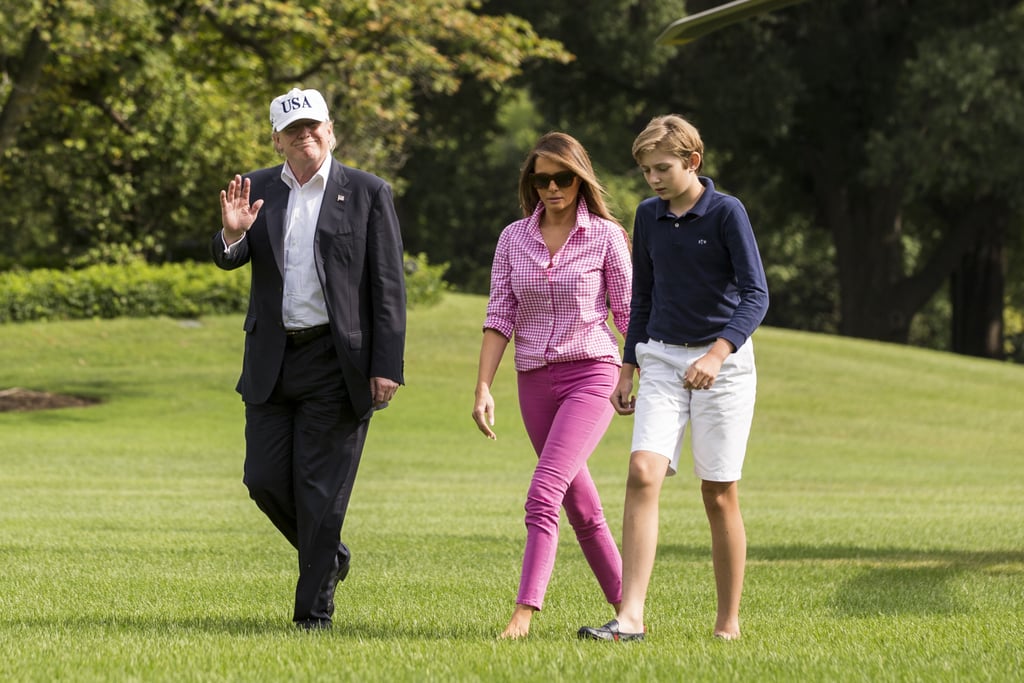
[529, 171, 576, 189]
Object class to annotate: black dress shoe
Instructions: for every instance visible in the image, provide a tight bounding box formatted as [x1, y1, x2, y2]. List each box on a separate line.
[319, 544, 351, 619]
[295, 617, 332, 631]
[337, 544, 351, 583]
[577, 619, 645, 642]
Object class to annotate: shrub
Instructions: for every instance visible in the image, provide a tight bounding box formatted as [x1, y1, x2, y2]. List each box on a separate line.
[403, 252, 449, 308]
[0, 253, 448, 323]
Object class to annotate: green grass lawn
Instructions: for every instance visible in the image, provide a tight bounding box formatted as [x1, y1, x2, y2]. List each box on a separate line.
[1, 292, 1022, 682]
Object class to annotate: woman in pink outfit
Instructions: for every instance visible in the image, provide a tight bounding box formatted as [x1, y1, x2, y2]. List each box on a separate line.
[472, 132, 633, 639]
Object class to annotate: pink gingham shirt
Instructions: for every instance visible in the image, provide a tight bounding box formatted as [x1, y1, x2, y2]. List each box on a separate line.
[484, 198, 632, 372]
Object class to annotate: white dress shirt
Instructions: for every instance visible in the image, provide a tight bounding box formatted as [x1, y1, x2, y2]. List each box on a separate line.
[279, 159, 331, 330]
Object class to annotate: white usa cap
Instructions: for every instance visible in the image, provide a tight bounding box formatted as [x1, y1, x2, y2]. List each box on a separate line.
[269, 88, 330, 132]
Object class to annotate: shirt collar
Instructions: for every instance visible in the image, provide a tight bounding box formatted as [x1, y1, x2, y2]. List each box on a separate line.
[656, 176, 716, 220]
[280, 156, 332, 190]
[526, 196, 593, 233]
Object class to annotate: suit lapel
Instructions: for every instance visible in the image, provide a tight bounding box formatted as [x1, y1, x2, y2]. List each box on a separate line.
[313, 159, 351, 283]
[318, 159, 350, 235]
[264, 172, 290, 276]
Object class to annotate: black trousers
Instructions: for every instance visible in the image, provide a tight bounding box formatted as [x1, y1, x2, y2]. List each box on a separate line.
[242, 333, 369, 622]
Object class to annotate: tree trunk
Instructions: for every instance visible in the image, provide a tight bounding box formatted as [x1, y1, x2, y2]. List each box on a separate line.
[950, 201, 1008, 360]
[811, 141, 983, 347]
[0, 2, 61, 156]
[814, 162, 919, 343]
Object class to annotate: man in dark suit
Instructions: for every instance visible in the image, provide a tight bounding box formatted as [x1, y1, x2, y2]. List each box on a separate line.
[212, 87, 406, 630]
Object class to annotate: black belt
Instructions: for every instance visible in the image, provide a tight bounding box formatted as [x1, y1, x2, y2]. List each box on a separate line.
[285, 324, 331, 348]
[650, 338, 715, 348]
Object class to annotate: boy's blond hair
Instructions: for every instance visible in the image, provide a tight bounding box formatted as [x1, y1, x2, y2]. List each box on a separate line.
[631, 114, 704, 172]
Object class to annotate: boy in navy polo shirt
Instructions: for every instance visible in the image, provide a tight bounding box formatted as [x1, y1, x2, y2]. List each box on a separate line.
[580, 114, 769, 642]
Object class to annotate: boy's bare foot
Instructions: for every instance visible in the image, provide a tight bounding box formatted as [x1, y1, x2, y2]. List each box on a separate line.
[713, 615, 740, 640]
[713, 621, 740, 640]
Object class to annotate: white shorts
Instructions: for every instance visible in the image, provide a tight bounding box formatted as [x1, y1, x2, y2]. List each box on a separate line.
[631, 338, 757, 481]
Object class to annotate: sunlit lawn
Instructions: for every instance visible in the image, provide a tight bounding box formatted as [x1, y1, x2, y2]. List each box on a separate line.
[1, 293, 1022, 681]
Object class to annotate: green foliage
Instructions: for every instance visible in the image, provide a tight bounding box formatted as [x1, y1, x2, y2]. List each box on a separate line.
[403, 252, 450, 308]
[759, 216, 841, 333]
[0, 262, 250, 323]
[506, 0, 1023, 352]
[0, 253, 447, 323]
[5, 0, 1024, 359]
[601, 168, 650, 234]
[864, 9, 1024, 205]
[0, 0, 567, 269]
[486, 0, 691, 165]
[66, 241, 150, 268]
[400, 86, 649, 294]
[908, 284, 953, 352]
[1004, 304, 1024, 362]
[399, 84, 536, 294]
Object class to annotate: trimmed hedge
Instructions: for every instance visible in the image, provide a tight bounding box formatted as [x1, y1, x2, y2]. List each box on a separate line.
[0, 253, 448, 323]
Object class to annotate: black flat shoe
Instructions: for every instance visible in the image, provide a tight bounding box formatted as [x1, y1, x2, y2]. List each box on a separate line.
[577, 619, 645, 642]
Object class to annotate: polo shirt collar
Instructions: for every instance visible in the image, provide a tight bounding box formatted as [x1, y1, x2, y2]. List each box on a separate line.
[655, 176, 716, 220]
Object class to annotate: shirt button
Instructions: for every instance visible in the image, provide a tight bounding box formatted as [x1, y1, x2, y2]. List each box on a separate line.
[674, 222, 680, 228]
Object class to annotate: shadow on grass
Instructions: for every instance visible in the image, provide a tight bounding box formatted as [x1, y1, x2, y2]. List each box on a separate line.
[4, 615, 290, 636]
[0, 376, 115, 407]
[660, 543, 1024, 617]
[4, 614, 495, 640]
[660, 541, 1024, 568]
[0, 378, 153, 424]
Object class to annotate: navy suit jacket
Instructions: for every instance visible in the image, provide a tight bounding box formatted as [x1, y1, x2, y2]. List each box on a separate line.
[212, 158, 406, 420]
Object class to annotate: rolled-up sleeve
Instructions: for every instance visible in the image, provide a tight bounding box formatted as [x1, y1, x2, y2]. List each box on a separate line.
[483, 229, 516, 339]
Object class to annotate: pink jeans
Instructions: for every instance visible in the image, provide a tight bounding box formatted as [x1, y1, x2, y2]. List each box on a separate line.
[515, 359, 623, 610]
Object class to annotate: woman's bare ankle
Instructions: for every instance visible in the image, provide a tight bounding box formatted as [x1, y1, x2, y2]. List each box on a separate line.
[614, 609, 645, 634]
[498, 604, 536, 640]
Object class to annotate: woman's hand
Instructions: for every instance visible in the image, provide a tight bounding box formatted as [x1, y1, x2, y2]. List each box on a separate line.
[472, 384, 497, 439]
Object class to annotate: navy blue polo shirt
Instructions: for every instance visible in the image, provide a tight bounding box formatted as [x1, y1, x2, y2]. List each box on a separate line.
[623, 177, 769, 365]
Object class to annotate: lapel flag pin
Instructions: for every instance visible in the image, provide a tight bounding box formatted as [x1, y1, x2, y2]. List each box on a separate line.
[337, 194, 345, 203]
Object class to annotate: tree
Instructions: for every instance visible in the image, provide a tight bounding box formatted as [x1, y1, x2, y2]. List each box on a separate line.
[396, 85, 546, 293]
[487, 0, 841, 330]
[0, 0, 61, 157]
[865, 9, 1024, 357]
[671, 0, 1024, 353]
[487, 0, 1024, 357]
[0, 0, 564, 267]
[351, 0, 681, 293]
[483, 0, 689, 166]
